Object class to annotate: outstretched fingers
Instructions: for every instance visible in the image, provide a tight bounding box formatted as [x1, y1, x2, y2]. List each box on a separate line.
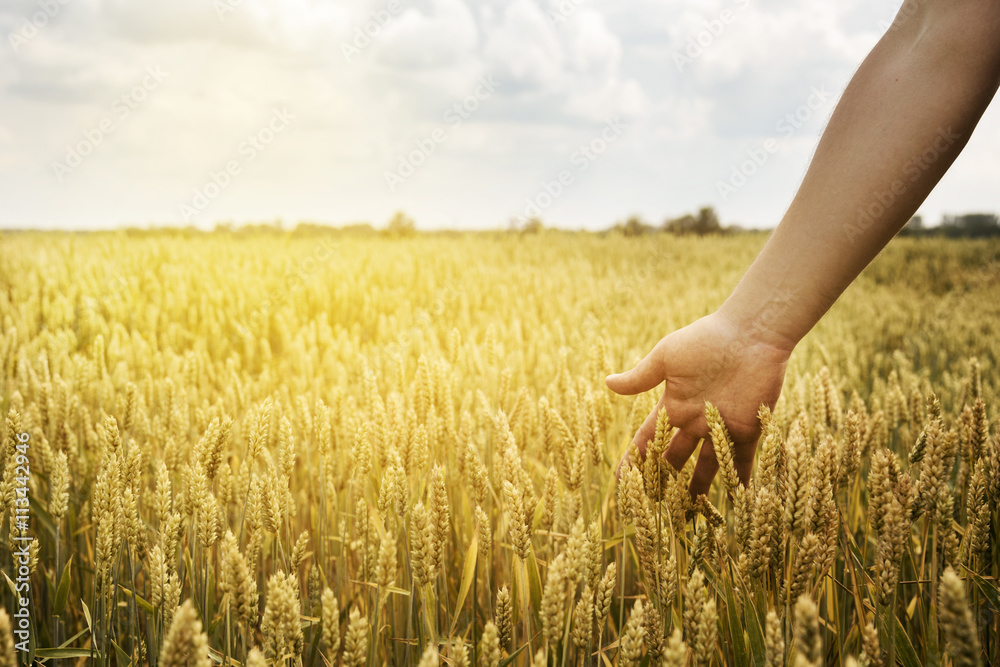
[615, 399, 662, 477]
[663, 429, 701, 473]
[688, 435, 759, 498]
[606, 339, 669, 396]
[689, 436, 720, 499]
[733, 438, 759, 487]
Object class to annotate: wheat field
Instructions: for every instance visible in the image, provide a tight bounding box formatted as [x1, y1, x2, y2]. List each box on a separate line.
[0, 229, 998, 667]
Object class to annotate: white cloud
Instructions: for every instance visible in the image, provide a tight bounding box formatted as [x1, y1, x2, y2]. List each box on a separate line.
[0, 0, 997, 230]
[375, 0, 479, 69]
[482, 0, 564, 89]
[565, 9, 621, 78]
[479, 2, 645, 122]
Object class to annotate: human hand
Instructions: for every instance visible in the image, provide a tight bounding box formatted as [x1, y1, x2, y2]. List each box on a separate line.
[606, 311, 792, 498]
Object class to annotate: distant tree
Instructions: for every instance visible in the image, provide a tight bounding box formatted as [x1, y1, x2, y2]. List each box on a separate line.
[386, 211, 416, 236]
[695, 206, 721, 235]
[900, 214, 925, 235]
[522, 217, 544, 234]
[622, 215, 649, 237]
[940, 213, 1000, 238]
[663, 213, 696, 235]
[664, 206, 723, 236]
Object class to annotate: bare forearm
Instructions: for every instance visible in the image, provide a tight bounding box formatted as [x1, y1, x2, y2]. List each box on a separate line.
[721, 0, 1000, 350]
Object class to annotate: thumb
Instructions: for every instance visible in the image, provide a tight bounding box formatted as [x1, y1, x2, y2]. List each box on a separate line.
[606, 339, 668, 395]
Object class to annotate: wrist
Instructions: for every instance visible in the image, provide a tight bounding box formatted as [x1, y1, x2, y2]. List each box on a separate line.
[716, 286, 801, 356]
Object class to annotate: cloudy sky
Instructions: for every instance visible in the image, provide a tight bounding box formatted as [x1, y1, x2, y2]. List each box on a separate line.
[1, 0, 999, 231]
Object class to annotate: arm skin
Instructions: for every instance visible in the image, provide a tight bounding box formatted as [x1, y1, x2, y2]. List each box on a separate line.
[608, 0, 1000, 498]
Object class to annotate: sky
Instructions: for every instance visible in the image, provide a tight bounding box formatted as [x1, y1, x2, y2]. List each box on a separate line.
[1, 0, 999, 231]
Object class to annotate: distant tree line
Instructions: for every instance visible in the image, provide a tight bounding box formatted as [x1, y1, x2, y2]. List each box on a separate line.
[294, 209, 1000, 238]
[901, 213, 1000, 238]
[609, 206, 742, 237]
[608, 209, 1000, 239]
[60, 208, 995, 238]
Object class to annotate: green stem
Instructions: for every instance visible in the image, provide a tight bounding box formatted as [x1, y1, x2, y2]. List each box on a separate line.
[559, 580, 572, 667]
[887, 586, 899, 667]
[54, 527, 60, 649]
[371, 586, 383, 667]
[521, 557, 534, 661]
[929, 519, 940, 663]
[617, 538, 627, 657]
[472, 562, 478, 667]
